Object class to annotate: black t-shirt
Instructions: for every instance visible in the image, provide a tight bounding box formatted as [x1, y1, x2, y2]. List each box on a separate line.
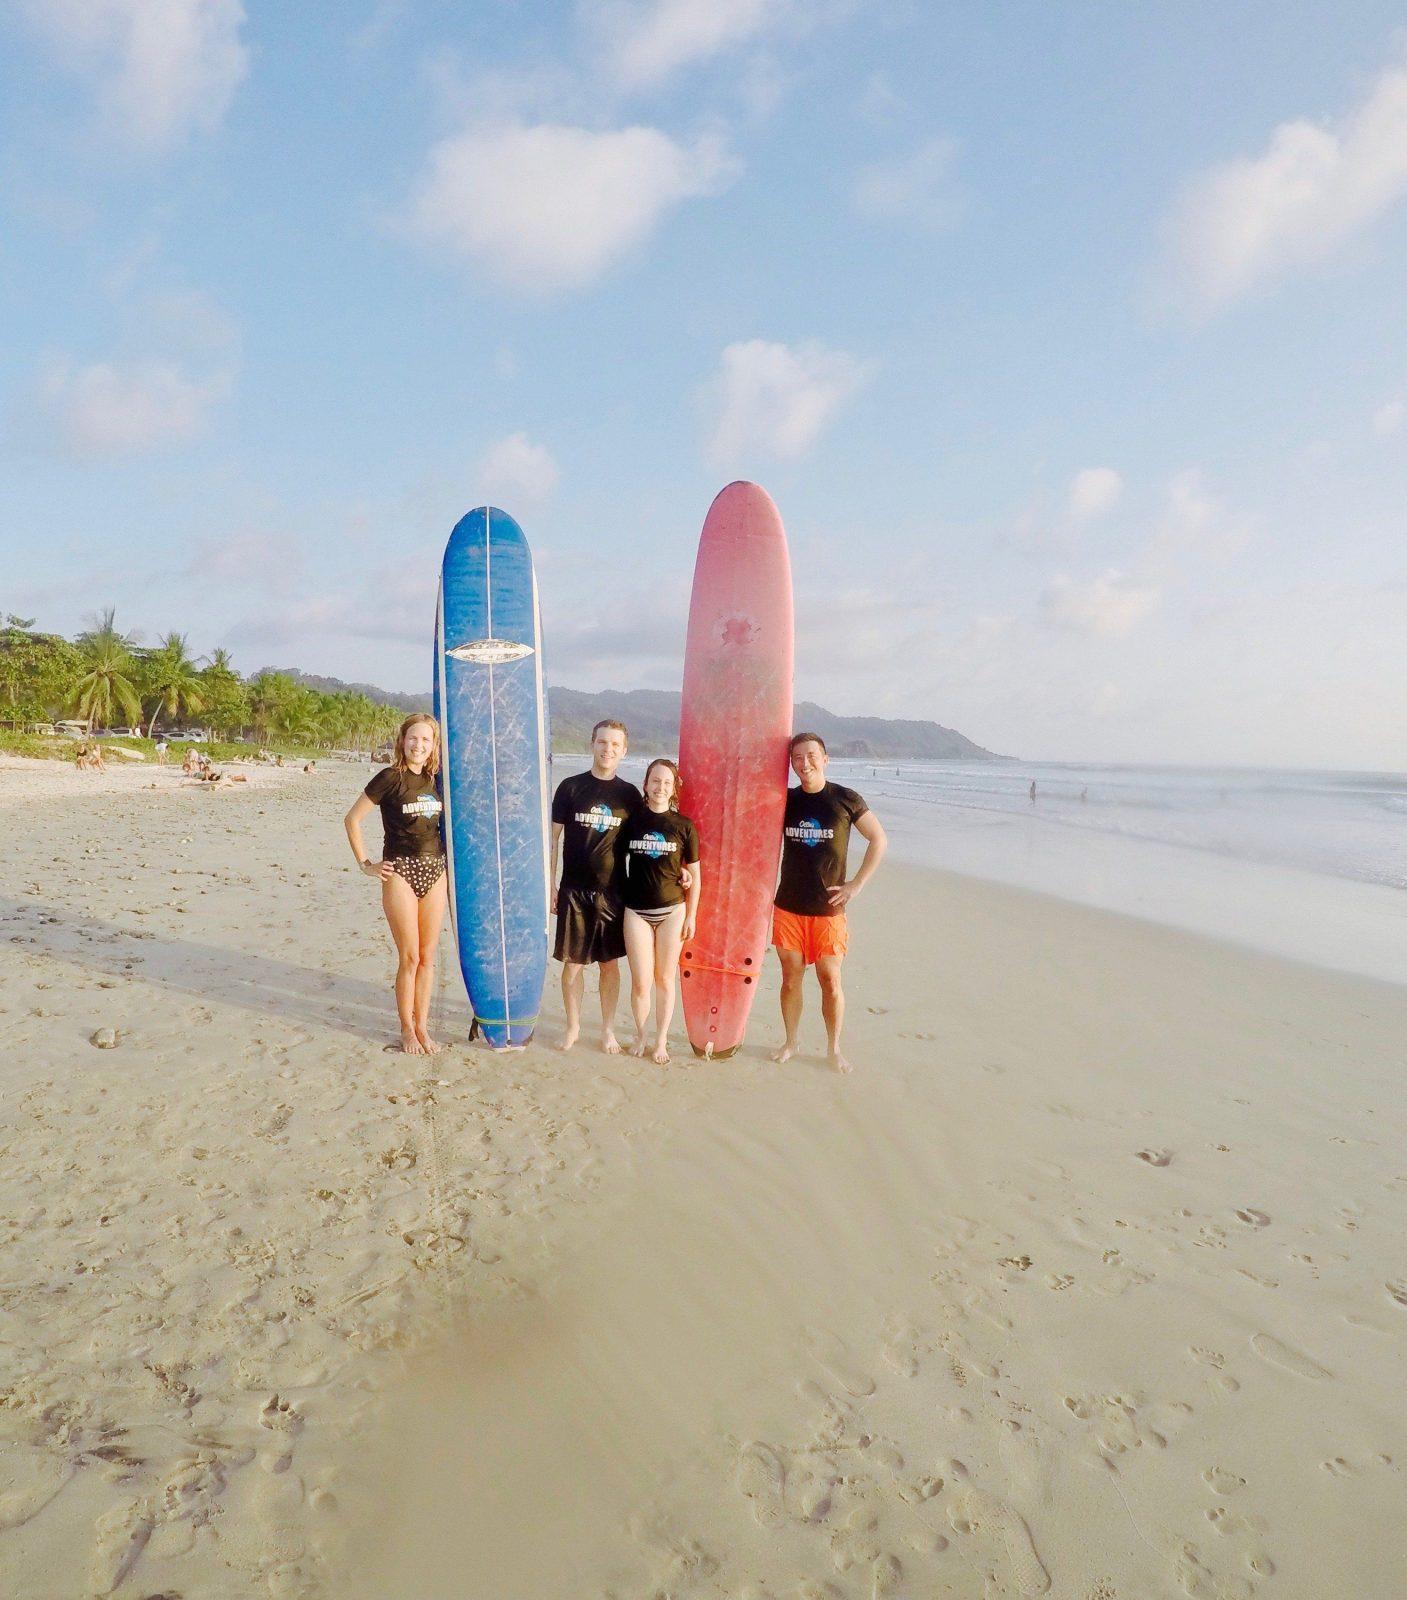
[551, 771, 642, 891]
[774, 782, 869, 917]
[364, 766, 444, 859]
[621, 807, 700, 910]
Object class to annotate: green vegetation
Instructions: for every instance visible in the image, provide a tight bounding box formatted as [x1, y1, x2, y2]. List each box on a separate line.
[0, 612, 404, 756]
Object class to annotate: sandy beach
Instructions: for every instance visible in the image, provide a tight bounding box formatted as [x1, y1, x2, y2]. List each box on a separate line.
[1, 753, 1404, 1599]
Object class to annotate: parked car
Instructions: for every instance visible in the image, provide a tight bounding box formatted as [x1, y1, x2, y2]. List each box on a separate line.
[54, 720, 88, 739]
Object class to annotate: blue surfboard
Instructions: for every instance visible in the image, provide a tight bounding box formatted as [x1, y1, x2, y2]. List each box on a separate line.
[433, 507, 550, 1048]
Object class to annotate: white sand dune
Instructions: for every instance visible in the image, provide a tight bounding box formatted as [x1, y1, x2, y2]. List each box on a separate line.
[0, 755, 1404, 1598]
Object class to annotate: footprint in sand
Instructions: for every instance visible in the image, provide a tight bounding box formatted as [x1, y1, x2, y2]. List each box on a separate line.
[1201, 1467, 1246, 1494]
[736, 1442, 788, 1526]
[259, 1394, 304, 1434]
[1136, 1148, 1172, 1167]
[1248, 1332, 1330, 1381]
[805, 1330, 877, 1397]
[947, 1488, 1050, 1596]
[1385, 1282, 1407, 1308]
[89, 1499, 155, 1596]
[1176, 1544, 1254, 1600]
[881, 1315, 930, 1377]
[1233, 1208, 1270, 1228]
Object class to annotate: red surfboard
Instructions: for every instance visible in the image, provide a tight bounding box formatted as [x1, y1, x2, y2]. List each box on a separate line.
[679, 482, 794, 1058]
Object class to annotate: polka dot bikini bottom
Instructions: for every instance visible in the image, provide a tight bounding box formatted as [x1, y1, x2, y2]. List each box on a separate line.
[389, 856, 446, 899]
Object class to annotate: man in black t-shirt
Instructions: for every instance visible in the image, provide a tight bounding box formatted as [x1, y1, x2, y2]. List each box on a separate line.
[771, 732, 887, 1073]
[550, 718, 640, 1053]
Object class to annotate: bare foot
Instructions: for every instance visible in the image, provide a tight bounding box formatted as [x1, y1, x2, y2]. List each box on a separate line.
[629, 1036, 648, 1058]
[652, 1042, 671, 1065]
[601, 1031, 622, 1056]
[415, 1027, 443, 1055]
[771, 1040, 797, 1063]
[400, 1027, 426, 1056]
[554, 1026, 579, 1053]
[829, 1051, 852, 1074]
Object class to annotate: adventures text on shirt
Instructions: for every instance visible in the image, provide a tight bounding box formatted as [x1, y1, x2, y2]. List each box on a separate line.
[551, 771, 642, 891]
[774, 782, 869, 917]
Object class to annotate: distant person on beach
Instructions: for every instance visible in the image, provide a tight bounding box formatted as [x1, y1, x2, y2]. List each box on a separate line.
[182, 748, 199, 776]
[1029, 780, 1037, 804]
[772, 733, 887, 1073]
[75, 740, 104, 772]
[154, 735, 168, 764]
[550, 719, 640, 1054]
[304, 760, 317, 774]
[343, 714, 446, 1056]
[621, 758, 701, 1065]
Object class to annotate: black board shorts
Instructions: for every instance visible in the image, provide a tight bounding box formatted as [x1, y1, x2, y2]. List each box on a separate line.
[554, 886, 626, 964]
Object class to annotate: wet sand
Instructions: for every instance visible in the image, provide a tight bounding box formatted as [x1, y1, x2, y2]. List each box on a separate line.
[0, 755, 1404, 1598]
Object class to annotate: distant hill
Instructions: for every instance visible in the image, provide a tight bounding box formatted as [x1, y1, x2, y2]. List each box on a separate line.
[545, 688, 1000, 760]
[260, 668, 427, 715]
[264, 669, 1002, 760]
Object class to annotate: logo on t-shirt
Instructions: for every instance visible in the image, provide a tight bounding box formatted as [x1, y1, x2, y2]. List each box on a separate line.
[786, 818, 832, 847]
[630, 831, 675, 858]
[402, 795, 443, 818]
[576, 804, 621, 833]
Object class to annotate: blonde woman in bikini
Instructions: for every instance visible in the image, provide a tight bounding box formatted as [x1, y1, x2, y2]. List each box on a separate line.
[343, 715, 447, 1055]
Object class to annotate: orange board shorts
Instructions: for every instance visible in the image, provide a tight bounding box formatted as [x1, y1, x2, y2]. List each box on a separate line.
[772, 907, 849, 965]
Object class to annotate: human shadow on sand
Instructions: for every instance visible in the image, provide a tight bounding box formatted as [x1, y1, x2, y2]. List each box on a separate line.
[0, 895, 467, 1043]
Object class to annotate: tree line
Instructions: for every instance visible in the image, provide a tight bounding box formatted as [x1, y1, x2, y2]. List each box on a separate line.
[0, 611, 405, 750]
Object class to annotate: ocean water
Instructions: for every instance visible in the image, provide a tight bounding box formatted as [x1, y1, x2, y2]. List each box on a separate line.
[827, 758, 1407, 985]
[828, 760, 1407, 893]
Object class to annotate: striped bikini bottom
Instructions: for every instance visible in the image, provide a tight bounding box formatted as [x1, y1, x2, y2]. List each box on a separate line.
[388, 856, 446, 900]
[625, 904, 685, 929]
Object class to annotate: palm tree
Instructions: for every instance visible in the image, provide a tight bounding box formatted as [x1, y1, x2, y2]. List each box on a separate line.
[143, 632, 206, 736]
[71, 633, 142, 732]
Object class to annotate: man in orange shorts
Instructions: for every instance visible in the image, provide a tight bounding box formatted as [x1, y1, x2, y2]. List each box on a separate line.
[771, 732, 887, 1072]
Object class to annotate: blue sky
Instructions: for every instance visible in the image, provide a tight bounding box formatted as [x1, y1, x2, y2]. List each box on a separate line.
[3, 1, 1406, 768]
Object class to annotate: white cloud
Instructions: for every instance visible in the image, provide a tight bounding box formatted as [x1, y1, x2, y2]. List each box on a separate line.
[476, 433, 560, 506]
[589, 0, 787, 90]
[706, 339, 872, 464]
[405, 121, 734, 292]
[853, 138, 961, 229]
[22, 0, 249, 151]
[1148, 468, 1253, 568]
[38, 356, 229, 457]
[1165, 54, 1407, 310]
[1373, 397, 1405, 437]
[1040, 570, 1160, 638]
[1067, 466, 1124, 524]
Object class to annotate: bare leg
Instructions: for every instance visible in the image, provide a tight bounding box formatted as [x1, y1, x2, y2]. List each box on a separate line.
[381, 874, 424, 1054]
[557, 962, 585, 1051]
[623, 910, 654, 1057]
[598, 959, 622, 1054]
[412, 871, 448, 1053]
[771, 948, 805, 1063]
[651, 907, 686, 1063]
[816, 953, 849, 1072]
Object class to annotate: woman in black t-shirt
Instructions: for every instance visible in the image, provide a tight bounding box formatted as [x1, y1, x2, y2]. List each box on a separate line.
[343, 714, 447, 1056]
[621, 759, 701, 1065]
